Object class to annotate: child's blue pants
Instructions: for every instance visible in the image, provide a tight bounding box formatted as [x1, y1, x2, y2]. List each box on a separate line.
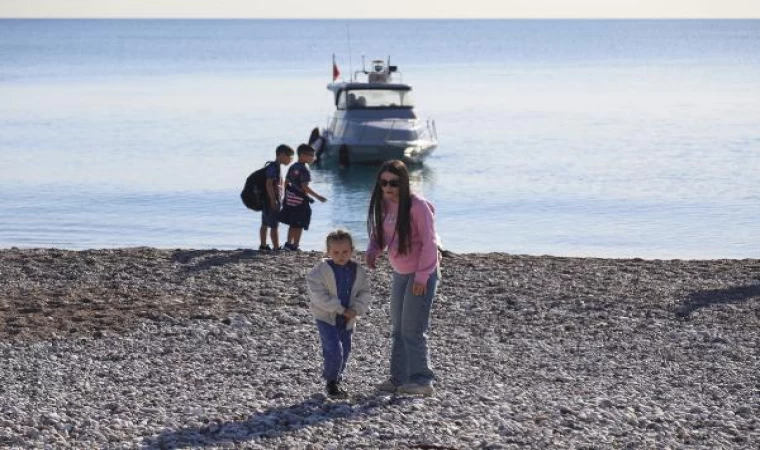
[316, 320, 353, 382]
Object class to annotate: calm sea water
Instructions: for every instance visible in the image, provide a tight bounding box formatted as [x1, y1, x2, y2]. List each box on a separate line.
[1, 19, 759, 258]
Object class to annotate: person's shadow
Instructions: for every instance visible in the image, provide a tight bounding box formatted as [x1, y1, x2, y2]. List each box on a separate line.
[676, 284, 760, 318]
[171, 249, 266, 274]
[143, 393, 395, 449]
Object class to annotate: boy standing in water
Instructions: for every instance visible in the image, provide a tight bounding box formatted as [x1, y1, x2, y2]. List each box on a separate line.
[306, 230, 372, 398]
[280, 144, 327, 251]
[259, 144, 294, 252]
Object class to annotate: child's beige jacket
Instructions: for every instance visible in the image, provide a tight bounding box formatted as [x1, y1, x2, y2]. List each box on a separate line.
[306, 259, 372, 329]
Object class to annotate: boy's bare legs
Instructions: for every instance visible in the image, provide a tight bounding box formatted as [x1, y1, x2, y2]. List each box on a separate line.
[259, 225, 268, 248]
[270, 227, 280, 249]
[284, 227, 303, 250]
[287, 227, 302, 246]
[291, 228, 303, 248]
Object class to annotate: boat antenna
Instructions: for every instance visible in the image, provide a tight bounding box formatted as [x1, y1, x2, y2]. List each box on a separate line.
[346, 23, 353, 81]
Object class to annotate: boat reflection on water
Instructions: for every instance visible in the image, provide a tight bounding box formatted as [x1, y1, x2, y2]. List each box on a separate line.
[316, 163, 435, 198]
[310, 164, 437, 250]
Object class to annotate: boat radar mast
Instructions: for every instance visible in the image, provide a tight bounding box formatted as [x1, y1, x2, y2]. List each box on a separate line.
[355, 56, 399, 83]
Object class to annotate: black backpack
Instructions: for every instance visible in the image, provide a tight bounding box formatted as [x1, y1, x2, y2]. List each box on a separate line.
[241, 162, 273, 211]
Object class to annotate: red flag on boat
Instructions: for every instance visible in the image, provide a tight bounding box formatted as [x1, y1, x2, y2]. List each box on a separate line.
[332, 55, 340, 81]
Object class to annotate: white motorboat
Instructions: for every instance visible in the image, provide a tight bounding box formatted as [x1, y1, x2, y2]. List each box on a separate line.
[312, 57, 438, 166]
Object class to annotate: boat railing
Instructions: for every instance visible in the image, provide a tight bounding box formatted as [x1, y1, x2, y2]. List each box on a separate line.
[326, 118, 438, 144]
[418, 119, 437, 142]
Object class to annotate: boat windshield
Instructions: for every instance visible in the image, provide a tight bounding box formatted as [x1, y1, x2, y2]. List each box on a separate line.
[338, 89, 415, 110]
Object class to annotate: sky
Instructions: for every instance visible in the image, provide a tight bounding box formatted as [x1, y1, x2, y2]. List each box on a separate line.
[1, 0, 759, 19]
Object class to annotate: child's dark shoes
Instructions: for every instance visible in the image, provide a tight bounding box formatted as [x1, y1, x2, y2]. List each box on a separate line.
[326, 381, 348, 399]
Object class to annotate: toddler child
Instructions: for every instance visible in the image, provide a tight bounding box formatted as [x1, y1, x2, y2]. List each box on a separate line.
[306, 230, 372, 398]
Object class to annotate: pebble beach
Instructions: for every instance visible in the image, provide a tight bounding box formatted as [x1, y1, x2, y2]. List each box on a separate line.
[1, 247, 758, 449]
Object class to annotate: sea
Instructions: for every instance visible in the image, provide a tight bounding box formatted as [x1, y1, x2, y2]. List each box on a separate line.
[1, 19, 759, 259]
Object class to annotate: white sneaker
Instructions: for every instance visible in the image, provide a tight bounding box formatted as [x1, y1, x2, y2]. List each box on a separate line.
[398, 383, 435, 396]
[376, 378, 399, 393]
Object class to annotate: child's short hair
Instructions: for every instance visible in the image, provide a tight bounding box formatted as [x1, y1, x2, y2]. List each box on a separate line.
[326, 229, 354, 250]
[297, 143, 316, 156]
[276, 144, 295, 157]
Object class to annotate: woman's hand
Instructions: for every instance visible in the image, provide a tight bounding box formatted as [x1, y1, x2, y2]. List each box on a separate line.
[412, 281, 427, 296]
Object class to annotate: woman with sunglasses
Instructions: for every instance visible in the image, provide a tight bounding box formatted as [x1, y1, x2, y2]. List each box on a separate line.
[366, 160, 440, 396]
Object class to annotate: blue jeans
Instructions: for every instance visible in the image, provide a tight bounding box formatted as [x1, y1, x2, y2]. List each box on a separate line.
[389, 269, 439, 386]
[316, 320, 353, 382]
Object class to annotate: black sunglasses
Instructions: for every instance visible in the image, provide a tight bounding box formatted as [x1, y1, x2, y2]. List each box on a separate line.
[378, 179, 400, 188]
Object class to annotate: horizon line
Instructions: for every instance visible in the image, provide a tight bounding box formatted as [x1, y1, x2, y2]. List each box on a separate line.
[2, 16, 759, 20]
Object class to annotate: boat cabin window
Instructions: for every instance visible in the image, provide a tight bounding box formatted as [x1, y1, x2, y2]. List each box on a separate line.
[337, 89, 415, 110]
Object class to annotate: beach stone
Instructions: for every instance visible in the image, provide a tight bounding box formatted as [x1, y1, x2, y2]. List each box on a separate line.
[0, 249, 758, 448]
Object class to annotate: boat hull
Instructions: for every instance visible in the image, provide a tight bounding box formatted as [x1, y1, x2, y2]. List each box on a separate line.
[318, 140, 437, 165]
[318, 115, 438, 165]
[317, 70, 439, 166]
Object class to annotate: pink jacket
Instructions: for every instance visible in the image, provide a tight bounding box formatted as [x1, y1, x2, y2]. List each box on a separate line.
[366, 194, 439, 284]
